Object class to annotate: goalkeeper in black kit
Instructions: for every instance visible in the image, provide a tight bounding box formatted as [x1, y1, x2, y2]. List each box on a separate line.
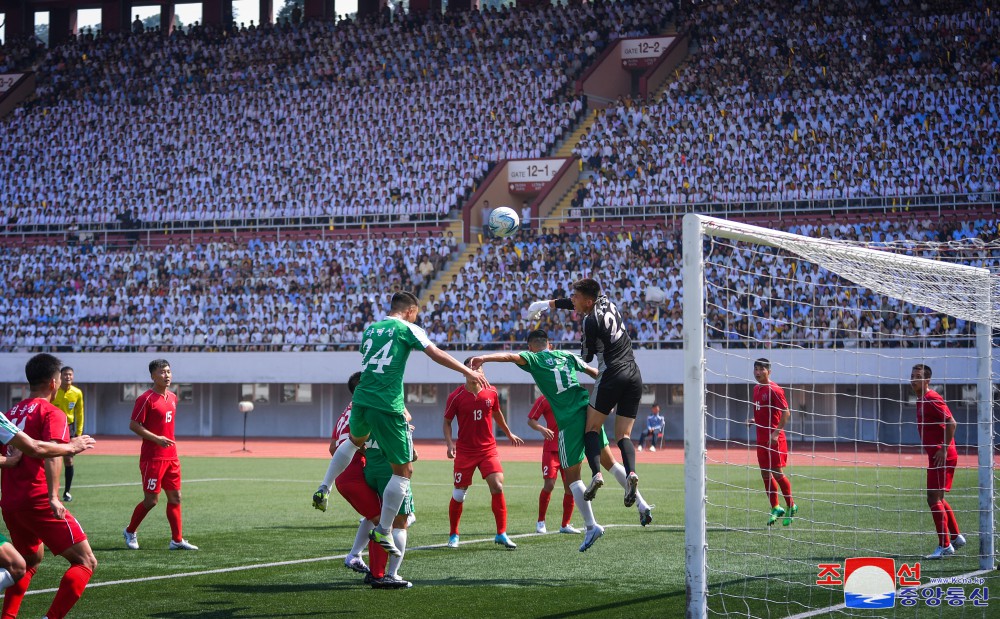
[529, 278, 644, 507]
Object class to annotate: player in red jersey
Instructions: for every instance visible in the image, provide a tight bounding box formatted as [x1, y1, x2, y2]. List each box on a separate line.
[443, 360, 523, 549]
[911, 363, 965, 559]
[123, 359, 198, 551]
[0, 353, 98, 619]
[749, 358, 797, 527]
[312, 372, 388, 577]
[527, 395, 579, 535]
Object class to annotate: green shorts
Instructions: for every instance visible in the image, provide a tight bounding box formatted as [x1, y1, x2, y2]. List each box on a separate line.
[0, 533, 7, 546]
[349, 405, 412, 466]
[556, 406, 610, 469]
[364, 450, 415, 516]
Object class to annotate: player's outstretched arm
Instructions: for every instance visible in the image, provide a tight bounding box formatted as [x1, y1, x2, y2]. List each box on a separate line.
[9, 432, 96, 459]
[424, 344, 489, 389]
[469, 352, 526, 370]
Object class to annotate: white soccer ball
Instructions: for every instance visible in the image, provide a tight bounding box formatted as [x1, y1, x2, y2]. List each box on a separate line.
[488, 206, 520, 238]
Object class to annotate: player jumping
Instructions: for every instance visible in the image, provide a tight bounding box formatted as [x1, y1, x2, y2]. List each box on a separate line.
[443, 360, 523, 550]
[527, 395, 580, 534]
[911, 363, 965, 559]
[749, 358, 797, 526]
[529, 278, 644, 507]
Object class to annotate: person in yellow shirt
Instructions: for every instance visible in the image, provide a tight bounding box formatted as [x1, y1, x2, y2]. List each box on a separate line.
[53, 366, 84, 502]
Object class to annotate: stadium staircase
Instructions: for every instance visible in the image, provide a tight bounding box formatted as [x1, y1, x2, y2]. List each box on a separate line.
[536, 113, 597, 232]
[418, 220, 479, 307]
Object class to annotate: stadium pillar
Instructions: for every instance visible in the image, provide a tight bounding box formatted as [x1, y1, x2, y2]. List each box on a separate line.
[357, 0, 378, 18]
[48, 7, 77, 47]
[160, 2, 176, 33]
[409, 0, 430, 12]
[259, 0, 273, 24]
[303, 0, 335, 20]
[447, 0, 471, 11]
[101, 0, 129, 33]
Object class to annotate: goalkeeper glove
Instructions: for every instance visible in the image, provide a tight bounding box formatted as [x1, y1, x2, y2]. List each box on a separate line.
[528, 300, 549, 320]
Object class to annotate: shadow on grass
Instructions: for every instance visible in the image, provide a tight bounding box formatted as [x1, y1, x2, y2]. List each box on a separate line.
[150, 604, 330, 619]
[415, 577, 565, 588]
[534, 590, 686, 618]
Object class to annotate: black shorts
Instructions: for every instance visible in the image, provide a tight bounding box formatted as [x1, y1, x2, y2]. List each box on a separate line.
[590, 362, 643, 419]
[67, 422, 77, 437]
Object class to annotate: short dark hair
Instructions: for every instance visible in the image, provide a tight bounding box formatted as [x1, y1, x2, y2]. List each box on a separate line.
[652, 402, 660, 409]
[149, 359, 170, 374]
[60, 366, 74, 373]
[754, 358, 771, 370]
[527, 329, 548, 344]
[463, 357, 476, 369]
[26, 353, 63, 388]
[571, 278, 601, 299]
[390, 291, 419, 313]
[347, 371, 362, 394]
[912, 363, 932, 379]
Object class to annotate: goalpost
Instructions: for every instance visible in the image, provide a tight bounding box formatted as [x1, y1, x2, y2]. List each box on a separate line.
[683, 214, 997, 618]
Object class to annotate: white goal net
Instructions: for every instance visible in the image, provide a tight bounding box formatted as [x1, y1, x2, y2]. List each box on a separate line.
[682, 214, 997, 618]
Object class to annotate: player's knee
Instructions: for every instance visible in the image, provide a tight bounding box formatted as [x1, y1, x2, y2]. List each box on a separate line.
[452, 487, 468, 503]
[542, 478, 556, 492]
[327, 442, 337, 457]
[81, 552, 98, 571]
[7, 561, 25, 581]
[489, 481, 503, 495]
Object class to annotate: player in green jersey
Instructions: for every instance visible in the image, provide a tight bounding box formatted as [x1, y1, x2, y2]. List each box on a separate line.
[319, 291, 488, 556]
[470, 330, 654, 552]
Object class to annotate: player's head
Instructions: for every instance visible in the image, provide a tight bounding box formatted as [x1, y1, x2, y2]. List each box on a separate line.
[149, 359, 172, 389]
[910, 363, 931, 394]
[527, 329, 548, 352]
[347, 371, 362, 394]
[26, 353, 63, 394]
[570, 278, 601, 313]
[753, 358, 771, 384]
[60, 366, 74, 388]
[389, 291, 420, 323]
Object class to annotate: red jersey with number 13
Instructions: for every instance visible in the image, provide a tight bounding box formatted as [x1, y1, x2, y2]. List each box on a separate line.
[527, 396, 559, 453]
[752, 382, 788, 446]
[445, 385, 500, 455]
[132, 389, 178, 461]
[1, 398, 70, 511]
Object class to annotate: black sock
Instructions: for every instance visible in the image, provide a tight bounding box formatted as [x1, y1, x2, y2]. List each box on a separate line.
[617, 438, 636, 476]
[583, 431, 602, 477]
[65, 464, 74, 493]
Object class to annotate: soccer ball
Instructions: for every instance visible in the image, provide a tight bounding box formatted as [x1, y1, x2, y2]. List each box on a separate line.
[488, 206, 520, 237]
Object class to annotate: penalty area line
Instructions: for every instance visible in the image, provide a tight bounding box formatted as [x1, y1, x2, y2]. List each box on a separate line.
[16, 524, 671, 597]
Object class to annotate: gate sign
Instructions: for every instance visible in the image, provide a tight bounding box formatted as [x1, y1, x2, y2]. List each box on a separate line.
[621, 37, 675, 68]
[0, 74, 24, 95]
[508, 159, 563, 193]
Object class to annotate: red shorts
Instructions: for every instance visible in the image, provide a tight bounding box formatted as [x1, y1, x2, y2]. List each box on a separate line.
[335, 454, 380, 520]
[3, 506, 87, 556]
[453, 451, 502, 487]
[927, 454, 958, 492]
[141, 459, 181, 494]
[541, 450, 563, 480]
[756, 440, 788, 472]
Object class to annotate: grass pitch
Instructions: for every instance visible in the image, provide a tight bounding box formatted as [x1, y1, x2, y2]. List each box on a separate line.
[4, 456, 995, 618]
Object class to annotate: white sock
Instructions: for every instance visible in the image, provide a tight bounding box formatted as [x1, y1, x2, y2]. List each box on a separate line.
[388, 528, 408, 577]
[0, 568, 15, 590]
[320, 458, 339, 490]
[351, 519, 374, 556]
[609, 463, 649, 511]
[326, 441, 359, 488]
[379, 475, 410, 534]
[569, 480, 596, 527]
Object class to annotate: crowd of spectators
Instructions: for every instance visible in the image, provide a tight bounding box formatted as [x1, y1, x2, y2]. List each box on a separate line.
[0, 213, 997, 352]
[0, 1, 673, 231]
[574, 0, 999, 214]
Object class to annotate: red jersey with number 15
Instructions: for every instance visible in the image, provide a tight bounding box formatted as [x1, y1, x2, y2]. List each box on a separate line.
[528, 396, 559, 453]
[444, 385, 500, 455]
[752, 382, 788, 446]
[1, 398, 70, 511]
[132, 389, 178, 461]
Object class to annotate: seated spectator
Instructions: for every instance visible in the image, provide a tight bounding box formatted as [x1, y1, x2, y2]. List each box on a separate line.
[637, 403, 664, 452]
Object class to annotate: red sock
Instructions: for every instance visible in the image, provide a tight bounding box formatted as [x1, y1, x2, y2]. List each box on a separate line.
[448, 498, 463, 536]
[776, 476, 793, 508]
[930, 501, 950, 548]
[763, 475, 778, 508]
[561, 493, 575, 528]
[537, 489, 552, 522]
[1, 565, 36, 619]
[368, 539, 388, 579]
[127, 502, 153, 533]
[44, 564, 93, 619]
[941, 499, 961, 540]
[166, 502, 183, 542]
[492, 492, 507, 535]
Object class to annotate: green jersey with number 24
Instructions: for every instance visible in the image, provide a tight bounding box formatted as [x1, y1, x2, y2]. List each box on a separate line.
[518, 350, 591, 420]
[352, 316, 432, 414]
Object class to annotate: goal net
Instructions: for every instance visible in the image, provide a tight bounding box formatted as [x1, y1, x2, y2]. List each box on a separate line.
[682, 214, 997, 618]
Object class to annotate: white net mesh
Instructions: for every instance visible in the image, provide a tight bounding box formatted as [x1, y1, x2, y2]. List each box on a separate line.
[685, 216, 997, 618]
